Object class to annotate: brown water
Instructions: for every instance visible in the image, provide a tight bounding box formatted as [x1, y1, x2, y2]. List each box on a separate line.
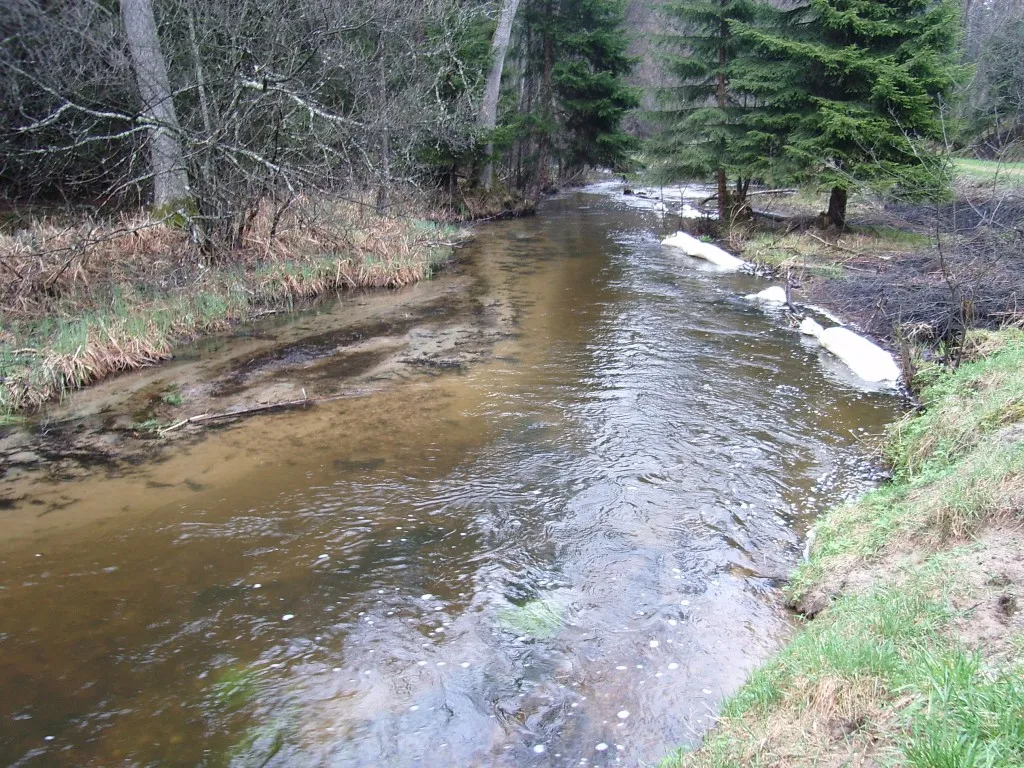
[0, 187, 902, 767]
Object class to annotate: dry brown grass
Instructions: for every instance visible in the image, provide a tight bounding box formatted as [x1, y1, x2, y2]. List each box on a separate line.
[426, 185, 537, 223]
[0, 197, 463, 412]
[672, 675, 893, 768]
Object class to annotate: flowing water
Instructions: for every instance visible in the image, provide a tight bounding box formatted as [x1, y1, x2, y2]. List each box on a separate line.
[0, 186, 903, 767]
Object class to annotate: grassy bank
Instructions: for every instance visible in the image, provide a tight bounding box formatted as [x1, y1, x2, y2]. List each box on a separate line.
[0, 201, 462, 415]
[953, 158, 1024, 183]
[664, 329, 1024, 767]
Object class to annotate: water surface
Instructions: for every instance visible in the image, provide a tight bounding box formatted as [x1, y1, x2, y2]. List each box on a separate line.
[0, 188, 902, 766]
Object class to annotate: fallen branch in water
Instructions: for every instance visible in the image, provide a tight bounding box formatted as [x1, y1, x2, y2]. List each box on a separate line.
[157, 391, 350, 435]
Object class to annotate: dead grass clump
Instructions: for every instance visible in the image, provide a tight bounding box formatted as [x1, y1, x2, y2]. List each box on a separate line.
[959, 327, 1024, 363]
[0, 196, 463, 412]
[667, 674, 892, 768]
[0, 214, 195, 318]
[428, 186, 537, 223]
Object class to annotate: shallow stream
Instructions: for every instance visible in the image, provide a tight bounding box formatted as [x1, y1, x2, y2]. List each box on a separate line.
[0, 186, 903, 766]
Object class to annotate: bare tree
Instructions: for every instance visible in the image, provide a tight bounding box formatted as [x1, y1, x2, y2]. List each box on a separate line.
[478, 0, 522, 189]
[119, 0, 190, 208]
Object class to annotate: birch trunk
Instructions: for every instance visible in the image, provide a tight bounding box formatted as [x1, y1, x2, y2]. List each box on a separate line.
[120, 0, 190, 208]
[477, 0, 522, 190]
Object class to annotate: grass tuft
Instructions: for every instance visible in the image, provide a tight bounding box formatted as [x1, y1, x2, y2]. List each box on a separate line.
[0, 200, 465, 412]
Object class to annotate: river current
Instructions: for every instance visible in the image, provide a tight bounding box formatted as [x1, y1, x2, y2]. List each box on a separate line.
[0, 185, 901, 766]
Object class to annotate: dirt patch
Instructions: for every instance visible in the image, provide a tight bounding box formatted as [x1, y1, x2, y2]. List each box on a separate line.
[793, 523, 1024, 663]
[809, 241, 1024, 345]
[948, 527, 1024, 660]
[738, 186, 1024, 350]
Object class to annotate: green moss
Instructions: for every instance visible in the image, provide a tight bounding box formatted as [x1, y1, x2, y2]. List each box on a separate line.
[497, 598, 566, 639]
[161, 387, 184, 407]
[211, 665, 265, 712]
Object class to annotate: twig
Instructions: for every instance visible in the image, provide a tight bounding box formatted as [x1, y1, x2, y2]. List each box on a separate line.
[0, 257, 25, 279]
[807, 232, 864, 256]
[157, 392, 350, 435]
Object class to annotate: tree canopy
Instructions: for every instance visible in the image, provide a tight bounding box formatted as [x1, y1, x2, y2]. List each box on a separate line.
[651, 0, 964, 227]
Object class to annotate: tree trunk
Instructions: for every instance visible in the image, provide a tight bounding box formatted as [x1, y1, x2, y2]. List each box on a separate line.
[826, 186, 848, 229]
[376, 129, 391, 215]
[120, 0, 190, 209]
[716, 168, 728, 222]
[715, 4, 729, 222]
[534, 5, 555, 193]
[478, 0, 522, 190]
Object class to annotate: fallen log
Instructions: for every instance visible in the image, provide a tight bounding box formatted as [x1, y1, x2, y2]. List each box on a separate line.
[702, 188, 798, 205]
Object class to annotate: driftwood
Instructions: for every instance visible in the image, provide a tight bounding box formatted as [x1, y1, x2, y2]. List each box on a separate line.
[750, 208, 793, 223]
[157, 391, 350, 435]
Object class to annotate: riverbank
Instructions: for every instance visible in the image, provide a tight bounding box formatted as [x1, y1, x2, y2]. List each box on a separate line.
[0, 200, 466, 416]
[664, 327, 1024, 767]
[0, 190, 903, 766]
[729, 171, 1024, 350]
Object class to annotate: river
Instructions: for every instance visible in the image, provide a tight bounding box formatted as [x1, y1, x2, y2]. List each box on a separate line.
[0, 185, 902, 767]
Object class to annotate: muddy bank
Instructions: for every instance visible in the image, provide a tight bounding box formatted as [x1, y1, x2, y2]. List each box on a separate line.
[0, 201, 465, 413]
[730, 187, 1024, 350]
[0, 253, 517, 508]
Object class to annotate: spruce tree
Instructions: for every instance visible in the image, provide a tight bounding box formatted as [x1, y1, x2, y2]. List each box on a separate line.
[734, 0, 961, 228]
[551, 0, 638, 176]
[651, 0, 761, 220]
[509, 0, 637, 187]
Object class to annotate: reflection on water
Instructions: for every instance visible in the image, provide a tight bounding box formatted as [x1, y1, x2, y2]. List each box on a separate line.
[0, 188, 902, 766]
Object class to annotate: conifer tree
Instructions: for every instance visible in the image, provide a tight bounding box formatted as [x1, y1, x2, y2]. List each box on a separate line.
[507, 0, 637, 187]
[734, 0, 961, 228]
[551, 0, 638, 176]
[651, 0, 761, 221]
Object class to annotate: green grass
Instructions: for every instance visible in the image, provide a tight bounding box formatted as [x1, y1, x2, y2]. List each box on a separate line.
[497, 598, 566, 640]
[668, 330, 1024, 768]
[954, 158, 1024, 182]
[888, 330, 1024, 476]
[861, 225, 932, 249]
